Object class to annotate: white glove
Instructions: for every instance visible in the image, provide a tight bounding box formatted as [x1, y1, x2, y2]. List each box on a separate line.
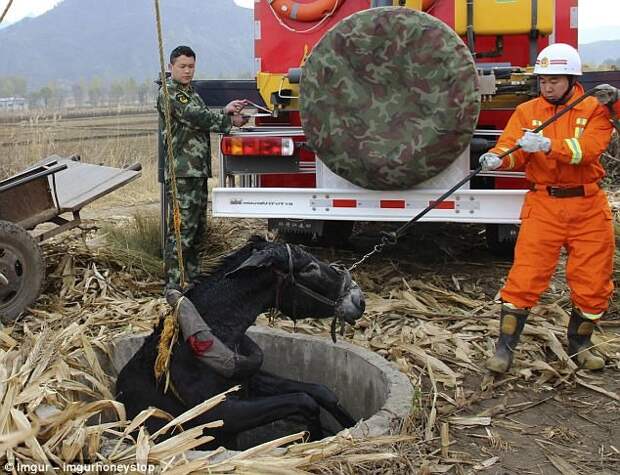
[593, 84, 618, 106]
[479, 152, 502, 171]
[518, 131, 551, 153]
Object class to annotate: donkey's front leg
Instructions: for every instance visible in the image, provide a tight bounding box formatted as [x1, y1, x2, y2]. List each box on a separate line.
[207, 393, 323, 441]
[248, 371, 355, 428]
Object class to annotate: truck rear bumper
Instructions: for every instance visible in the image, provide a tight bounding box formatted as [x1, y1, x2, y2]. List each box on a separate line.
[212, 187, 526, 224]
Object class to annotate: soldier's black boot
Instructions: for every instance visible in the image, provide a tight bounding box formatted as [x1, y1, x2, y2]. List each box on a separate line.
[567, 308, 605, 370]
[485, 304, 529, 374]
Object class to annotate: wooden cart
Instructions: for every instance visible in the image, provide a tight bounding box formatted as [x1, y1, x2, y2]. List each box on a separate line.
[0, 155, 141, 321]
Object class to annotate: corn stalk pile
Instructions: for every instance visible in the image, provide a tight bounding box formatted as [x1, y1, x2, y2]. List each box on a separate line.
[0, 211, 618, 473]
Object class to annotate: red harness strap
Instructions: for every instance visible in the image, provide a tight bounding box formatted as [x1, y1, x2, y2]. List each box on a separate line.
[187, 335, 214, 356]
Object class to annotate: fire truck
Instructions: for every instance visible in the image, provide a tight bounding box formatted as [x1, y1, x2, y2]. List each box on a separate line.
[187, 0, 619, 250]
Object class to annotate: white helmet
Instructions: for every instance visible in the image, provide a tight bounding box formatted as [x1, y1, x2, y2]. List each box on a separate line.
[534, 43, 582, 76]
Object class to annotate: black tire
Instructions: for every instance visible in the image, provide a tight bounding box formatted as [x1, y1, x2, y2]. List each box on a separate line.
[485, 223, 519, 258]
[319, 220, 354, 247]
[0, 220, 45, 321]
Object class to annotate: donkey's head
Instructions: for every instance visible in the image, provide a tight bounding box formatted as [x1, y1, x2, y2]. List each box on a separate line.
[226, 241, 365, 324]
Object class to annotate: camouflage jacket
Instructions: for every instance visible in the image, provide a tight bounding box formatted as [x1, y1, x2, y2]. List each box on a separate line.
[158, 79, 232, 179]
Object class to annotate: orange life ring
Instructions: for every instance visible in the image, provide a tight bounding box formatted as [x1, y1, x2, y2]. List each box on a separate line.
[271, 0, 342, 22]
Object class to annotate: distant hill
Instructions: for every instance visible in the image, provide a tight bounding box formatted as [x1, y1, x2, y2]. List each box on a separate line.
[579, 40, 620, 68]
[0, 0, 254, 89]
[2, 1, 617, 90]
[579, 26, 620, 46]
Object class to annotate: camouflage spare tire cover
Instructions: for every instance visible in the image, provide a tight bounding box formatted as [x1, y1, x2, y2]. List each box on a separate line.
[300, 7, 480, 191]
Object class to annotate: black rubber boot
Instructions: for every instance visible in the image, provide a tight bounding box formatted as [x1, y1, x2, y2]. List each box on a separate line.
[567, 308, 604, 370]
[485, 304, 529, 374]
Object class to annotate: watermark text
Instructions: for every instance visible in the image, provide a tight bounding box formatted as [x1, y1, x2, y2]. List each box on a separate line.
[3, 461, 157, 473]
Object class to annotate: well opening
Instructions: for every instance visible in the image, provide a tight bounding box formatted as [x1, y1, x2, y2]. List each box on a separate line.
[107, 326, 413, 451]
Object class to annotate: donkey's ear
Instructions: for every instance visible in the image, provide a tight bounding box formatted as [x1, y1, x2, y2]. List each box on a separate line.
[225, 249, 275, 278]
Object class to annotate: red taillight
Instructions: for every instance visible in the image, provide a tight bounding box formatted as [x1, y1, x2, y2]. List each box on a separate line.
[221, 136, 295, 156]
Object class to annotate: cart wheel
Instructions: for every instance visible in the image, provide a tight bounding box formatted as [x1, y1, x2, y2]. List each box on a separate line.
[0, 220, 45, 321]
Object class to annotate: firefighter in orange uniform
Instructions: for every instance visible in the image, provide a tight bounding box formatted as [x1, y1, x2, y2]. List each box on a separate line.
[479, 44, 615, 373]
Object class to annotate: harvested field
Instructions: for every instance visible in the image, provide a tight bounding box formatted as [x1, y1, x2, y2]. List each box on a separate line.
[0, 111, 159, 201]
[0, 112, 619, 474]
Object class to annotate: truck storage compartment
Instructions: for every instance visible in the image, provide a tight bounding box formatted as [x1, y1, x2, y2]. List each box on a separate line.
[454, 0, 553, 36]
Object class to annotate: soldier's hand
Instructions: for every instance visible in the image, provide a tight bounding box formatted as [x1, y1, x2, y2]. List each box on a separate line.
[232, 114, 249, 127]
[592, 84, 618, 106]
[224, 99, 249, 115]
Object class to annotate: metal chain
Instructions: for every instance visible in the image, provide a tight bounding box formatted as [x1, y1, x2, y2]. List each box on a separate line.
[347, 243, 386, 272]
[0, 0, 14, 25]
[153, 0, 186, 288]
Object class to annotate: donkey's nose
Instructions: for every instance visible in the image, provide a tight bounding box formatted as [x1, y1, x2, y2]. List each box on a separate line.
[339, 281, 365, 323]
[347, 282, 365, 317]
[353, 291, 365, 314]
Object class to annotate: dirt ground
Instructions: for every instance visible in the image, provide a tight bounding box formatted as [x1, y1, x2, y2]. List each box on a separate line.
[453, 378, 620, 474]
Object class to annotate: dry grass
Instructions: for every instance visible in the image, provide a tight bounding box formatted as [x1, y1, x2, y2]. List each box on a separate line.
[101, 212, 164, 278]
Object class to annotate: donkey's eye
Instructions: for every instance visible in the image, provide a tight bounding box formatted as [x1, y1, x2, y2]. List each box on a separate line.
[299, 262, 320, 276]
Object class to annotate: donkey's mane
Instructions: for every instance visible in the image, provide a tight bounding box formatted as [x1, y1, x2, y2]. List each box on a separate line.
[191, 235, 273, 290]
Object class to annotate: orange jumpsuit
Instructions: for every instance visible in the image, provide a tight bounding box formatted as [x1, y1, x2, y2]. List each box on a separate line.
[490, 83, 615, 315]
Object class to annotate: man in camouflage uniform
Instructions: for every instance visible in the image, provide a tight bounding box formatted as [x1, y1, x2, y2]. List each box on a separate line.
[158, 45, 248, 289]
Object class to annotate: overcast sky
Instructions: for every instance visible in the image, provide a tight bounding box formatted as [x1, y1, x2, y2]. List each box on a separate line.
[0, 0, 252, 23]
[1, 0, 618, 43]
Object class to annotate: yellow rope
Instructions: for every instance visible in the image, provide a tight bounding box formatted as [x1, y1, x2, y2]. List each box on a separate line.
[153, 0, 186, 289]
[154, 296, 184, 393]
[0, 0, 14, 25]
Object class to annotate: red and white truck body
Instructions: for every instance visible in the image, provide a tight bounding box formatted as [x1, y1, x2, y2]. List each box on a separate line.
[207, 0, 614, 244]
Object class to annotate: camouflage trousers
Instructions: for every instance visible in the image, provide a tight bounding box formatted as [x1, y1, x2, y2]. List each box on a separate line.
[164, 177, 208, 288]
